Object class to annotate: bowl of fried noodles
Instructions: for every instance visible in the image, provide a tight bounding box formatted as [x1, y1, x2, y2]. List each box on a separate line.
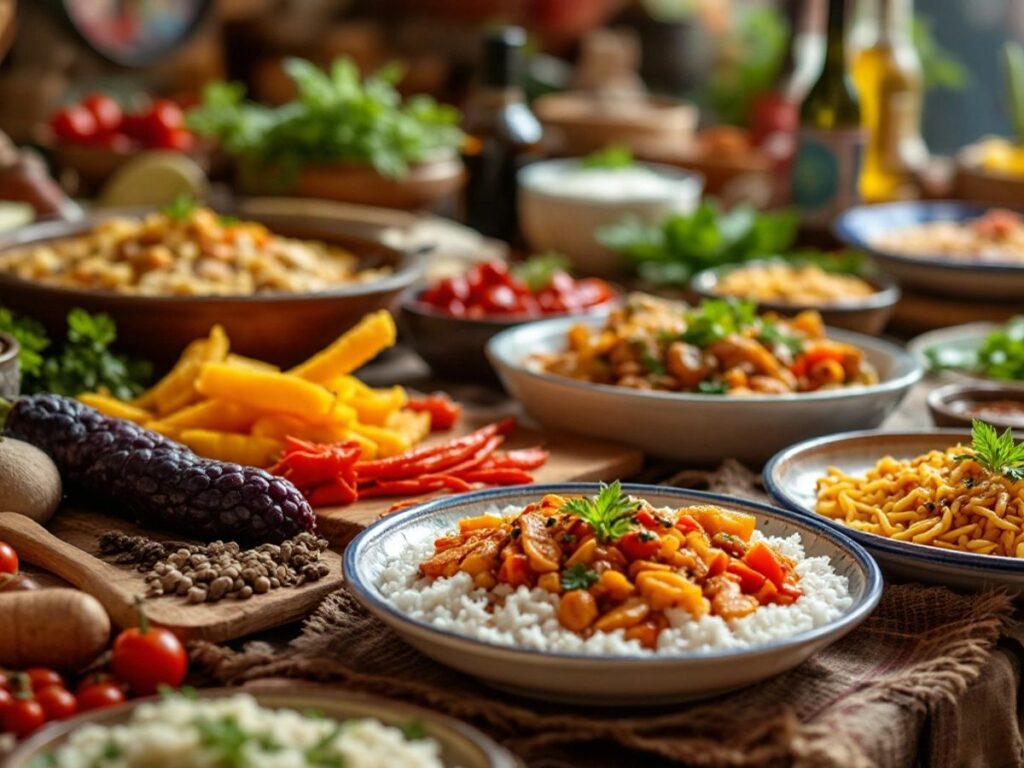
[765, 421, 1024, 592]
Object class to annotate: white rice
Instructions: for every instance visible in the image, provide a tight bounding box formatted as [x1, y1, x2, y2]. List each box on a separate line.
[41, 694, 445, 768]
[377, 506, 853, 656]
[525, 164, 696, 202]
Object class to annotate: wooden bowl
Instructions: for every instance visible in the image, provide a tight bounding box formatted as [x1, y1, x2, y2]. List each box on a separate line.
[237, 155, 466, 211]
[534, 92, 698, 158]
[926, 383, 1024, 431]
[0, 204, 424, 369]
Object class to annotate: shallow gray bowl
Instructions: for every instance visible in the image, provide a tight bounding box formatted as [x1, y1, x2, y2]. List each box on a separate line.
[344, 483, 882, 705]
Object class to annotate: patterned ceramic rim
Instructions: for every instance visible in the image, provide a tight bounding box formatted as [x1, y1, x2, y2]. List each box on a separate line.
[764, 429, 1024, 574]
[833, 200, 1024, 274]
[344, 483, 884, 664]
[486, 315, 923, 404]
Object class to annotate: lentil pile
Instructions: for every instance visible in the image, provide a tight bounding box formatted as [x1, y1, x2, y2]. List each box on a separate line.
[97, 531, 331, 604]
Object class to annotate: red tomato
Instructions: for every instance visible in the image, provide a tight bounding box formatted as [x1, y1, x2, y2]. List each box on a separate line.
[112, 619, 188, 696]
[0, 541, 17, 574]
[81, 93, 123, 134]
[152, 127, 195, 152]
[619, 531, 660, 561]
[76, 682, 126, 712]
[0, 688, 13, 721]
[88, 132, 136, 152]
[574, 277, 614, 307]
[0, 670, 9, 691]
[536, 289, 566, 313]
[145, 99, 184, 132]
[481, 284, 519, 313]
[74, 673, 117, 696]
[3, 698, 45, 737]
[25, 668, 63, 692]
[35, 686, 77, 721]
[478, 261, 509, 286]
[120, 112, 150, 142]
[48, 106, 98, 143]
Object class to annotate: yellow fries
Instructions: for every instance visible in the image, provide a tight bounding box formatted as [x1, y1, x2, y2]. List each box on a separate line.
[86, 310, 434, 468]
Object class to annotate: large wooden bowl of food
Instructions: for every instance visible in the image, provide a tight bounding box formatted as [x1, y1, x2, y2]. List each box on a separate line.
[0, 200, 423, 367]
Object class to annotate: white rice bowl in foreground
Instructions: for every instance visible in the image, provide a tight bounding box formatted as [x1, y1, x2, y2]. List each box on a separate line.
[38, 694, 444, 768]
[377, 505, 854, 656]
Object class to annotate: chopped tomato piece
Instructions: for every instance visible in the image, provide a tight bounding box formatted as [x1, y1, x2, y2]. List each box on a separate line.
[727, 561, 767, 593]
[743, 542, 786, 589]
[619, 530, 660, 561]
[497, 553, 531, 588]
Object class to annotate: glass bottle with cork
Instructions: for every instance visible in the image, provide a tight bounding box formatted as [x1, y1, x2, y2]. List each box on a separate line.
[851, 0, 926, 202]
[461, 26, 543, 244]
[790, 0, 863, 230]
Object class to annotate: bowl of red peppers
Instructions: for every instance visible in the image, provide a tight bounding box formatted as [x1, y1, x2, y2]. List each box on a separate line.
[400, 255, 617, 384]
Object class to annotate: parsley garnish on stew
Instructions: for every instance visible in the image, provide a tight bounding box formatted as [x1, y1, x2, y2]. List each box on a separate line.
[561, 481, 638, 543]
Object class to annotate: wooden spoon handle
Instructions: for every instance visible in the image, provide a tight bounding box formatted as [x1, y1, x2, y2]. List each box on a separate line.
[0, 511, 137, 626]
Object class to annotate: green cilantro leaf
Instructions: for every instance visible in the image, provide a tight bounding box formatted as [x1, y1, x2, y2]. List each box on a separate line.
[561, 563, 599, 592]
[0, 307, 49, 379]
[697, 380, 728, 394]
[954, 419, 1024, 481]
[162, 194, 199, 221]
[561, 481, 638, 543]
[758, 320, 805, 356]
[678, 298, 758, 347]
[511, 252, 570, 292]
[400, 719, 428, 740]
[580, 144, 634, 170]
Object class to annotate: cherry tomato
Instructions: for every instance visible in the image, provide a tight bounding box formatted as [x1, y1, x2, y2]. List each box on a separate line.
[25, 668, 63, 692]
[35, 686, 77, 721]
[120, 112, 150, 142]
[0, 670, 10, 691]
[3, 698, 45, 737]
[152, 127, 195, 152]
[76, 682, 126, 712]
[619, 530, 661, 561]
[48, 106, 98, 143]
[478, 261, 509, 286]
[75, 672, 116, 696]
[481, 284, 518, 313]
[144, 99, 184, 135]
[81, 93, 123, 134]
[112, 613, 188, 695]
[0, 541, 17, 574]
[0, 687, 13, 721]
[87, 132, 136, 152]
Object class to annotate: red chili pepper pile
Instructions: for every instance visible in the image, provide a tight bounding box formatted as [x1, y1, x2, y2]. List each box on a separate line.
[269, 418, 549, 511]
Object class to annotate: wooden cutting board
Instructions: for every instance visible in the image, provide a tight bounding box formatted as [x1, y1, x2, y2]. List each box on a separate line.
[314, 418, 645, 546]
[0, 510, 344, 643]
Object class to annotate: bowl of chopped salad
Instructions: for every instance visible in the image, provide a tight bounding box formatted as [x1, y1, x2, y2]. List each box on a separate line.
[908, 317, 1024, 389]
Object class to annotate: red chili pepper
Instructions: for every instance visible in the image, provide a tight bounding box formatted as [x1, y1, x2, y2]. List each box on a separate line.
[269, 438, 360, 488]
[484, 446, 550, 470]
[307, 478, 359, 507]
[406, 394, 463, 431]
[442, 435, 505, 474]
[355, 419, 515, 480]
[455, 468, 534, 485]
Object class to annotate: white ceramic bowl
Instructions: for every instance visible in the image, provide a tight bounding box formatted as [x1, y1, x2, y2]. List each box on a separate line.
[343, 484, 882, 705]
[908, 322, 1024, 388]
[764, 429, 1024, 593]
[485, 315, 923, 465]
[833, 201, 1024, 300]
[517, 158, 702, 277]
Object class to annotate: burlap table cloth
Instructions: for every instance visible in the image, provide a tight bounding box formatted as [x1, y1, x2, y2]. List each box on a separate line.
[190, 461, 1024, 768]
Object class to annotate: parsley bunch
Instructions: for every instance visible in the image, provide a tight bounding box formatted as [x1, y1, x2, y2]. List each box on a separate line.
[561, 481, 639, 544]
[0, 307, 151, 399]
[188, 57, 464, 180]
[955, 420, 1024, 481]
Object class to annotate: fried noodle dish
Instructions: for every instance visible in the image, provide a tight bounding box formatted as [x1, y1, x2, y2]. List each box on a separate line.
[533, 293, 877, 395]
[816, 422, 1024, 557]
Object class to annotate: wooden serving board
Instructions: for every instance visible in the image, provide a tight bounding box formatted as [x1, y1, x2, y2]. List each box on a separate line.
[0, 510, 345, 643]
[314, 415, 645, 546]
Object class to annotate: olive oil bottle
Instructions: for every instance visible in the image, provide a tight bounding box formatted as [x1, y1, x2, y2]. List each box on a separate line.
[791, 0, 863, 228]
[851, 0, 926, 202]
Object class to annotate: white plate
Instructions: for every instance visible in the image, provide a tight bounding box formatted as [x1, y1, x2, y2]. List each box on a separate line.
[344, 484, 882, 705]
[908, 322, 1024, 388]
[834, 201, 1024, 300]
[764, 429, 1024, 592]
[485, 315, 922, 465]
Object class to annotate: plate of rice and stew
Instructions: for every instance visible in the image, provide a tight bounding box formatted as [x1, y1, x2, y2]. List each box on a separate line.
[344, 483, 882, 704]
[765, 422, 1024, 592]
[486, 293, 921, 464]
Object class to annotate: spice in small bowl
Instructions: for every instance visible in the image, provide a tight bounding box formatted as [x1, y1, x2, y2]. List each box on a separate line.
[927, 383, 1024, 431]
[0, 332, 20, 398]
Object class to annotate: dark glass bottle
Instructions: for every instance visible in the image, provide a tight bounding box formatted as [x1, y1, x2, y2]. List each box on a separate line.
[462, 26, 543, 243]
[791, 0, 863, 229]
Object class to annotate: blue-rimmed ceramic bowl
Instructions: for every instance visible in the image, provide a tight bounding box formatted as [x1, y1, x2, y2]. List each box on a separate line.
[765, 429, 1024, 593]
[834, 201, 1024, 300]
[344, 484, 883, 705]
[486, 315, 922, 465]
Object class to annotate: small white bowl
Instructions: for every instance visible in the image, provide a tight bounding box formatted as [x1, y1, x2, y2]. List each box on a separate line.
[343, 484, 882, 705]
[517, 158, 702, 277]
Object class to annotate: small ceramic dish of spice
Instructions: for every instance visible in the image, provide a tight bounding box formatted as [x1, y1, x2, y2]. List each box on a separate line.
[927, 383, 1024, 431]
[0, 332, 20, 398]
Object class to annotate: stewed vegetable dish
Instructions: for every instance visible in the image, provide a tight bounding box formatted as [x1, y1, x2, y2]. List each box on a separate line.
[419, 484, 803, 647]
[533, 293, 877, 395]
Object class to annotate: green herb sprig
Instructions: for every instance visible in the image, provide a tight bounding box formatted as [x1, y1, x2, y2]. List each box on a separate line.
[560, 563, 599, 592]
[678, 298, 758, 348]
[561, 481, 638, 544]
[954, 420, 1024, 481]
[580, 144, 634, 170]
[511, 252, 570, 293]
